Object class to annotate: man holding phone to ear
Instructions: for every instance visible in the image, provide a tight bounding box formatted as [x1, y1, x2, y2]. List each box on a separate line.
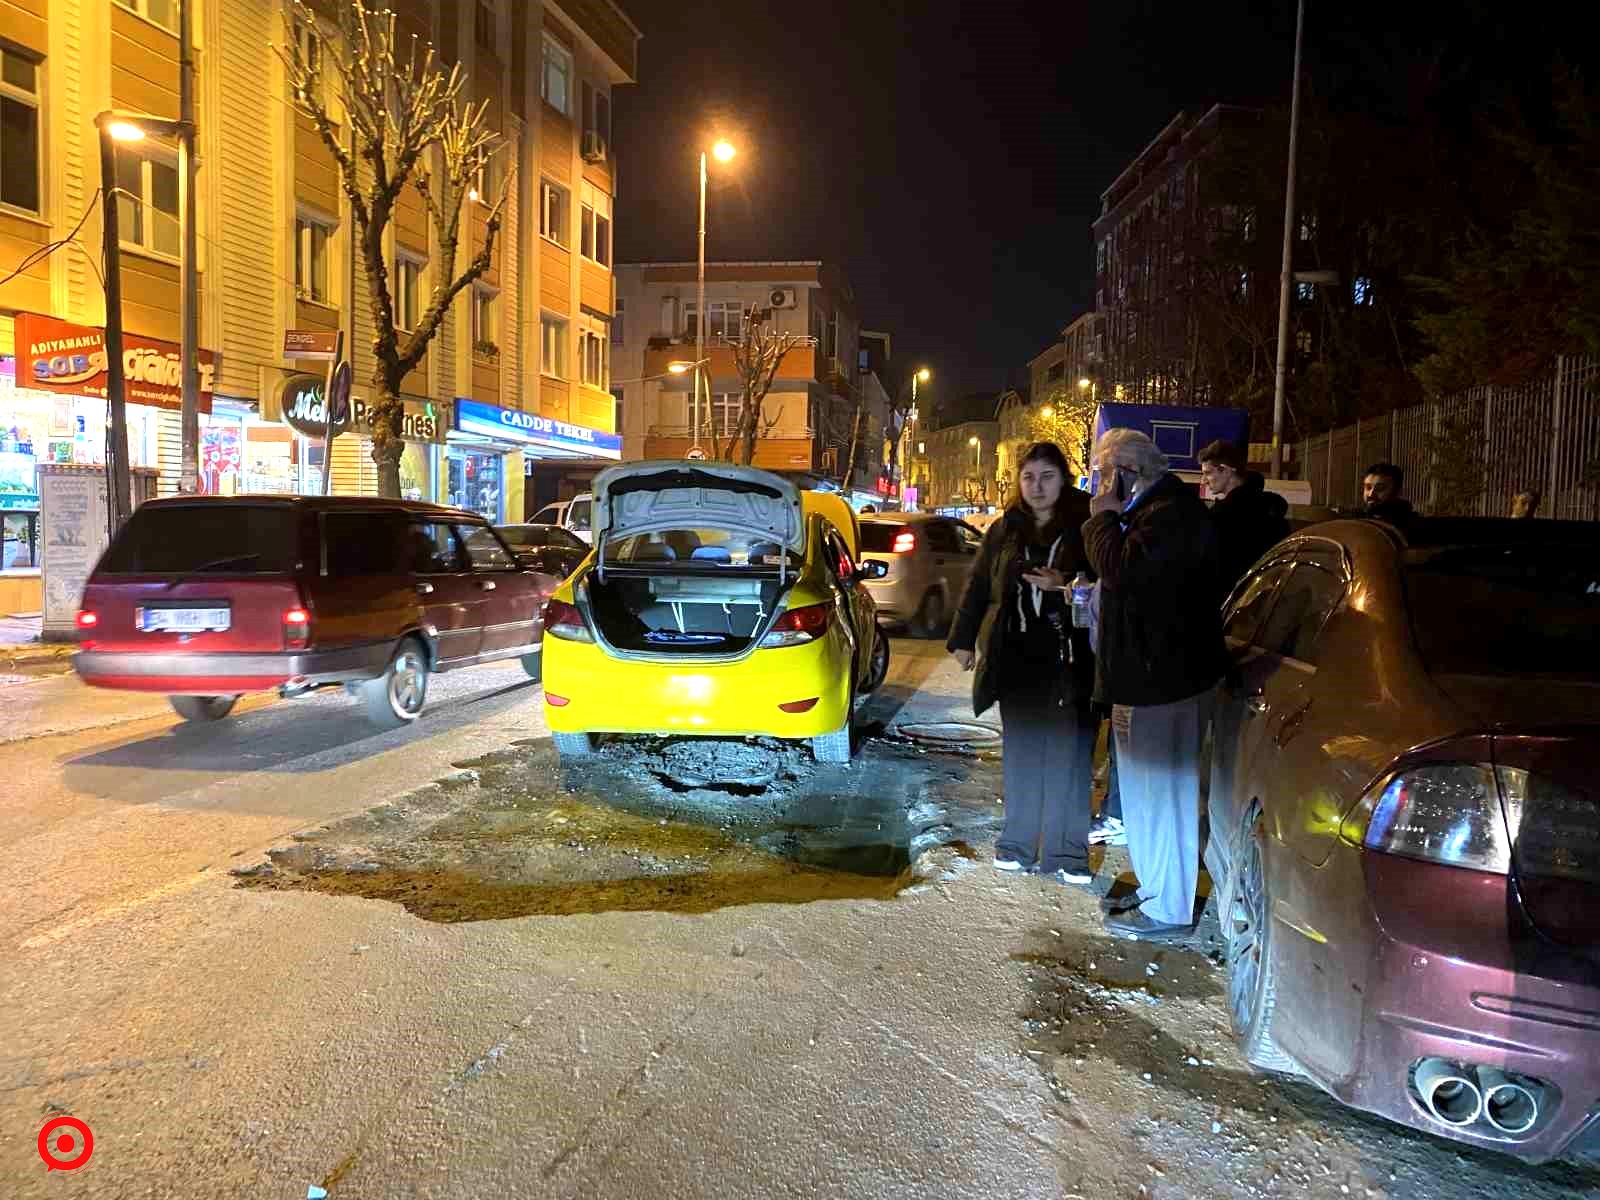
[1082, 429, 1226, 939]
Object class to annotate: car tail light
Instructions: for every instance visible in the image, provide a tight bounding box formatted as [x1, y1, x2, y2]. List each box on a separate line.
[1339, 762, 1599, 882]
[543, 598, 593, 643]
[545, 692, 570, 707]
[75, 610, 98, 629]
[779, 697, 819, 713]
[283, 607, 311, 650]
[760, 602, 832, 648]
[892, 530, 916, 554]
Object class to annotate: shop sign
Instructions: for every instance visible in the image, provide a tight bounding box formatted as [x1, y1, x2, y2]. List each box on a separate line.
[283, 329, 341, 358]
[454, 399, 622, 460]
[15, 313, 215, 414]
[277, 374, 445, 444]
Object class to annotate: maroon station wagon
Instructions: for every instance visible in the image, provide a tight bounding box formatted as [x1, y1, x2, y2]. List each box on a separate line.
[73, 496, 561, 728]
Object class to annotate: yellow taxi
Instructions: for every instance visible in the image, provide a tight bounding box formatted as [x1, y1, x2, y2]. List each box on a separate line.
[540, 462, 889, 762]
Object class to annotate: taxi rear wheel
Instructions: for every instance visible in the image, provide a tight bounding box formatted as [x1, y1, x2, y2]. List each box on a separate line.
[552, 731, 594, 758]
[811, 684, 856, 764]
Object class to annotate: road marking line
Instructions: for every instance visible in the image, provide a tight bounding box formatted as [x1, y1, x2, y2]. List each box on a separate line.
[19, 874, 212, 950]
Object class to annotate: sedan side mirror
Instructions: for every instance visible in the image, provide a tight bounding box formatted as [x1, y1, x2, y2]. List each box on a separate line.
[855, 559, 889, 581]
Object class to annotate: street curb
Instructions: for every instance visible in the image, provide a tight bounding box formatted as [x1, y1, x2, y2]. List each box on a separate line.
[0, 644, 75, 669]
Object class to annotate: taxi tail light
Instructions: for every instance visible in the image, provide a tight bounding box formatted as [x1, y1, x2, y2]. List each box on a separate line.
[283, 606, 311, 650]
[544, 598, 594, 643]
[760, 602, 831, 648]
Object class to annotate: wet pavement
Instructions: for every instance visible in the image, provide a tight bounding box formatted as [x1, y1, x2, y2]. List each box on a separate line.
[234, 728, 999, 921]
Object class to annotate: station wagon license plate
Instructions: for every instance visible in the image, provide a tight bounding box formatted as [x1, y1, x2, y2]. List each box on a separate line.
[137, 606, 231, 633]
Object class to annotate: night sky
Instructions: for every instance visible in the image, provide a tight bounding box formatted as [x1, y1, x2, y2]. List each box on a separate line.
[611, 0, 1561, 402]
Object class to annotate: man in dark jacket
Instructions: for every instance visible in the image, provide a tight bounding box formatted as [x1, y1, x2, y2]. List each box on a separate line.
[1198, 440, 1290, 588]
[1083, 429, 1225, 939]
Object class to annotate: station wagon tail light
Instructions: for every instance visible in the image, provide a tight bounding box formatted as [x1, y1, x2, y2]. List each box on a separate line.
[760, 601, 831, 648]
[544, 598, 593, 643]
[892, 530, 916, 553]
[75, 610, 98, 629]
[283, 607, 311, 650]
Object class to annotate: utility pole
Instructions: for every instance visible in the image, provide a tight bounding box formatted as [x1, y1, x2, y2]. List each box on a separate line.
[1270, 0, 1306, 480]
[694, 151, 707, 455]
[98, 125, 132, 527]
[178, 0, 200, 493]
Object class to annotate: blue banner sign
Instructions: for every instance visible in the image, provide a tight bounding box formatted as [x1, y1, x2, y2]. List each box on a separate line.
[454, 399, 621, 460]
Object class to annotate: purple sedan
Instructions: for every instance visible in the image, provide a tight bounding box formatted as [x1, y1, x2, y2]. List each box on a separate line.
[1206, 516, 1599, 1163]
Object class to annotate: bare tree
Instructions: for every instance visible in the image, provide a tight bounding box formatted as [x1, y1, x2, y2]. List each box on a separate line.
[278, 1, 509, 497]
[724, 307, 808, 466]
[1026, 384, 1099, 476]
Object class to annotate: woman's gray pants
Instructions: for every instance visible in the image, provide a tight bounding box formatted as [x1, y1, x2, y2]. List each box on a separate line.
[997, 692, 1094, 872]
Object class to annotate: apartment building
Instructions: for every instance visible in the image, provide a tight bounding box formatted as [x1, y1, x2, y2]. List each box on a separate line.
[0, 0, 637, 607]
[610, 261, 896, 502]
[1092, 104, 1262, 406]
[922, 415, 999, 514]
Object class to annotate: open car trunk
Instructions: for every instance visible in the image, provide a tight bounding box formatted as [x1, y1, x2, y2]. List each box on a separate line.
[584, 567, 794, 656]
[582, 461, 809, 658]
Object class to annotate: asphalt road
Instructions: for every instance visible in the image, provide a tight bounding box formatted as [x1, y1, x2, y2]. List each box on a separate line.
[2, 642, 1595, 1199]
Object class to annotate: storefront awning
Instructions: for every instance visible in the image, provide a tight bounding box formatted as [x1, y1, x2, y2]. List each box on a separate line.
[452, 399, 621, 460]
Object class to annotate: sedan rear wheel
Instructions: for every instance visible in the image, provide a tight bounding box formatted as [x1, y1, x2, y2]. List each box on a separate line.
[911, 589, 946, 639]
[169, 694, 238, 723]
[1225, 809, 1296, 1073]
[362, 639, 429, 730]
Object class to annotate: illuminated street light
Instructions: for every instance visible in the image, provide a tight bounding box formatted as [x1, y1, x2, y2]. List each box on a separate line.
[694, 139, 740, 451]
[1041, 405, 1054, 419]
[107, 120, 147, 142]
[1078, 377, 1091, 390]
[713, 139, 736, 163]
[916, 367, 931, 383]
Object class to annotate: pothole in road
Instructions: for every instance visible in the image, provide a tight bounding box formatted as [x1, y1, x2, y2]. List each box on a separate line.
[233, 735, 1001, 922]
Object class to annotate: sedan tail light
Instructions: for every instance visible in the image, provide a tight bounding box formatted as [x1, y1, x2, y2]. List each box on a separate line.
[1340, 762, 1600, 883]
[283, 607, 311, 650]
[543, 598, 593, 643]
[760, 601, 832, 648]
[892, 530, 916, 554]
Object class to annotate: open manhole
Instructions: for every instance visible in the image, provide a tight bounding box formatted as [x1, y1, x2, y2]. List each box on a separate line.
[897, 721, 1002, 750]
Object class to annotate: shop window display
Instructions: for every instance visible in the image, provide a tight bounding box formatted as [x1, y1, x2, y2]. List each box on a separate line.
[448, 449, 501, 522]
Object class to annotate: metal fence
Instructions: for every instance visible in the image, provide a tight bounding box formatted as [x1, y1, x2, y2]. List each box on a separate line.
[1296, 355, 1600, 520]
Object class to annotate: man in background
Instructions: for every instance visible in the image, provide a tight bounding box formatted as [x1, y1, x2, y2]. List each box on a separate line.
[1361, 462, 1413, 526]
[1511, 489, 1542, 518]
[1198, 440, 1290, 588]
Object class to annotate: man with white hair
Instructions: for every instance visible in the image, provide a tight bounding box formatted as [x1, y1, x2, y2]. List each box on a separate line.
[1082, 428, 1225, 939]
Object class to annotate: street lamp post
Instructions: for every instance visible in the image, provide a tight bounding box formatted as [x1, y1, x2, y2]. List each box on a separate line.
[97, 120, 133, 528]
[969, 434, 982, 504]
[1077, 376, 1097, 477]
[693, 139, 736, 455]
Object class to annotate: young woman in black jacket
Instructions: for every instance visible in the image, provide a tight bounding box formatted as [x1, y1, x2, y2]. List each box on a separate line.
[946, 442, 1097, 882]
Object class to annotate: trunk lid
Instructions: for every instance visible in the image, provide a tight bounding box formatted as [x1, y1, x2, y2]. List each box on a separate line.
[591, 462, 804, 555]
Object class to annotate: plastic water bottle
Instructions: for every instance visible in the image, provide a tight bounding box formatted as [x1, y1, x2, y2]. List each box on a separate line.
[1070, 572, 1093, 629]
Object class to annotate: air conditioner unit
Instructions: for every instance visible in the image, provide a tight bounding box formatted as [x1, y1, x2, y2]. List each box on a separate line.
[581, 131, 608, 162]
[768, 287, 797, 309]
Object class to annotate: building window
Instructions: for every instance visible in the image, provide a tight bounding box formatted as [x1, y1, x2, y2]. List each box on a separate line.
[115, 0, 178, 33]
[612, 297, 625, 345]
[1299, 213, 1318, 242]
[471, 151, 498, 204]
[395, 255, 423, 331]
[581, 81, 611, 146]
[118, 146, 181, 258]
[710, 392, 743, 437]
[0, 48, 41, 215]
[472, 286, 498, 353]
[290, 18, 325, 109]
[580, 317, 610, 388]
[474, 0, 496, 50]
[611, 387, 624, 434]
[580, 182, 611, 268]
[684, 300, 742, 342]
[541, 314, 568, 379]
[1353, 276, 1374, 306]
[541, 36, 573, 117]
[1294, 281, 1316, 303]
[294, 212, 334, 303]
[539, 178, 569, 247]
